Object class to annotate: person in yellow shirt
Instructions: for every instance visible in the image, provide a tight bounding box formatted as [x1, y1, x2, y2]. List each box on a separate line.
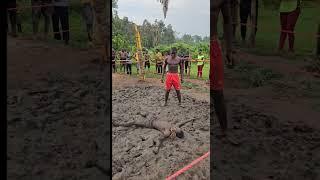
[81, 0, 93, 42]
[155, 49, 163, 74]
[197, 50, 205, 79]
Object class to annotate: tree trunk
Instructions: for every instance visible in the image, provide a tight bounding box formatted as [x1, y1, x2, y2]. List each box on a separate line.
[249, 0, 257, 47]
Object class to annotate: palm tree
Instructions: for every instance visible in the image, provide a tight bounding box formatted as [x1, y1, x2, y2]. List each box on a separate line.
[158, 0, 169, 18]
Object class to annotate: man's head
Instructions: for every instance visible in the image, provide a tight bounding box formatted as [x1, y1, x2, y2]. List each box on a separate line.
[171, 47, 177, 58]
[175, 128, 184, 138]
[199, 50, 202, 55]
[156, 49, 159, 53]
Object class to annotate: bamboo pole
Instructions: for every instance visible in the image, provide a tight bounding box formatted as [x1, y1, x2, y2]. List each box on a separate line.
[134, 25, 145, 81]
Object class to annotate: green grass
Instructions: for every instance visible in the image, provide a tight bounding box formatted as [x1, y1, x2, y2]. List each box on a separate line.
[14, 2, 88, 48]
[217, 2, 319, 58]
[232, 61, 283, 87]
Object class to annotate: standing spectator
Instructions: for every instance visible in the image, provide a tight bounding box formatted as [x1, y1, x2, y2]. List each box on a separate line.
[231, 0, 240, 44]
[81, 0, 93, 42]
[112, 48, 116, 73]
[126, 51, 132, 75]
[278, 0, 302, 53]
[197, 50, 205, 79]
[52, 0, 70, 45]
[32, 0, 53, 40]
[119, 49, 127, 73]
[211, 0, 234, 68]
[240, 0, 258, 45]
[16, 3, 23, 33]
[155, 49, 163, 74]
[144, 50, 151, 72]
[7, 0, 17, 37]
[184, 53, 191, 77]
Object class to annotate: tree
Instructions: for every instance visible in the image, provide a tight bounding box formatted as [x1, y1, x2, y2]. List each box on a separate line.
[192, 35, 202, 43]
[158, 0, 169, 18]
[161, 24, 175, 45]
[203, 36, 210, 43]
[181, 34, 194, 44]
[141, 19, 153, 48]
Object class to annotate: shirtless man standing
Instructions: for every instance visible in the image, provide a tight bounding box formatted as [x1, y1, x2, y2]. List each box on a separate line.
[161, 47, 184, 106]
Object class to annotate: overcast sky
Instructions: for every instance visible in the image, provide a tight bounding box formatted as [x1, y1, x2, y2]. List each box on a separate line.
[116, 0, 210, 37]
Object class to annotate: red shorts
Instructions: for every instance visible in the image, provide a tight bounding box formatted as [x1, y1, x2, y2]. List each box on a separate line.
[165, 73, 181, 91]
[209, 40, 224, 90]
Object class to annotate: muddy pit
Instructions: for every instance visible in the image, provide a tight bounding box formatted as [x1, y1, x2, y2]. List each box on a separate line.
[112, 86, 210, 179]
[212, 103, 320, 180]
[7, 66, 109, 180]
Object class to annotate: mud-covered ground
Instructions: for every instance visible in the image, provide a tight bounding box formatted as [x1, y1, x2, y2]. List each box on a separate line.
[112, 86, 210, 179]
[7, 37, 110, 180]
[211, 51, 320, 179]
[213, 103, 320, 179]
[7, 36, 320, 180]
[112, 48, 320, 179]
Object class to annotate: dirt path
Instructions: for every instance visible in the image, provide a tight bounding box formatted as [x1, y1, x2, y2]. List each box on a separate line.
[7, 37, 109, 180]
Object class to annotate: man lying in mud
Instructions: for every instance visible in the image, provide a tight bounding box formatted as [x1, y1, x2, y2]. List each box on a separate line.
[113, 118, 195, 153]
[161, 47, 184, 106]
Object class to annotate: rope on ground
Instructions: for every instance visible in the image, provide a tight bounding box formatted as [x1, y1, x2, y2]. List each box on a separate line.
[165, 151, 210, 180]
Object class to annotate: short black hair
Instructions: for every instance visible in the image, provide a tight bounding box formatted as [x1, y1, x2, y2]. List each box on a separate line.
[171, 47, 177, 54]
[176, 130, 184, 138]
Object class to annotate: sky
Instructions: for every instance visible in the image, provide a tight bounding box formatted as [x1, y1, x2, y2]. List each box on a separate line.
[116, 0, 210, 38]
